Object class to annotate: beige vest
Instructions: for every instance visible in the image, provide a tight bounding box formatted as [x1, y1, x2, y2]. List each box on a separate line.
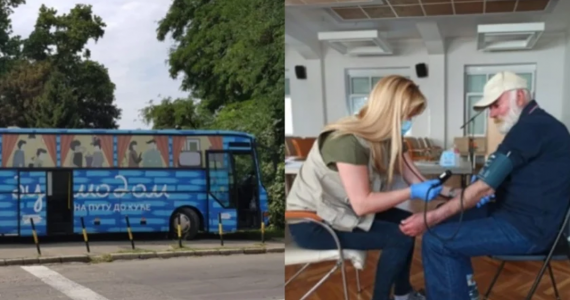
[286, 133, 397, 232]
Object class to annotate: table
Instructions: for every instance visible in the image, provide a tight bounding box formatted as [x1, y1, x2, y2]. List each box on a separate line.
[284, 158, 474, 195]
[285, 159, 473, 175]
[412, 160, 473, 175]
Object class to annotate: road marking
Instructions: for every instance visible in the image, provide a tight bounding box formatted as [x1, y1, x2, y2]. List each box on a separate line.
[21, 266, 109, 300]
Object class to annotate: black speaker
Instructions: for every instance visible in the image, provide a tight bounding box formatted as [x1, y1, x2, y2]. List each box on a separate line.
[295, 65, 306, 80]
[415, 63, 428, 78]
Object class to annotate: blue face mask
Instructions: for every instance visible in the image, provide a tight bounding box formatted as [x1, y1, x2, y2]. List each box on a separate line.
[401, 120, 412, 135]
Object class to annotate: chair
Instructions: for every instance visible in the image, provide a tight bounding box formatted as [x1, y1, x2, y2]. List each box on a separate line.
[291, 137, 316, 159]
[483, 205, 570, 300]
[284, 211, 367, 300]
[404, 137, 428, 161]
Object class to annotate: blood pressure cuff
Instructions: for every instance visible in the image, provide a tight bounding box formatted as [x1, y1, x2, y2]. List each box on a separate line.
[476, 151, 514, 190]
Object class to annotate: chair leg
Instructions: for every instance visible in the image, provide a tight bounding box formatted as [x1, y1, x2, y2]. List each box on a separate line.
[285, 262, 311, 287]
[340, 259, 349, 300]
[484, 261, 505, 299]
[547, 263, 560, 300]
[356, 269, 361, 293]
[526, 257, 554, 300]
[300, 261, 341, 300]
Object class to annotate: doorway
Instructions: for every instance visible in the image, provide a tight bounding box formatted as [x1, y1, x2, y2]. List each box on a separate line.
[46, 170, 74, 235]
[206, 150, 260, 230]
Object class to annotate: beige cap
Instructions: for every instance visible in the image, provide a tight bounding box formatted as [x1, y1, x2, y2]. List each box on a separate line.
[473, 71, 528, 110]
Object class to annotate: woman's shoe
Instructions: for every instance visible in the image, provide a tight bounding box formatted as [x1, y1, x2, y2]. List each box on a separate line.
[392, 289, 426, 300]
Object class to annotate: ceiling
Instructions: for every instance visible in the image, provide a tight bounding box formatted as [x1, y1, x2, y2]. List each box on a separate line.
[286, 0, 553, 20]
[285, 0, 568, 40]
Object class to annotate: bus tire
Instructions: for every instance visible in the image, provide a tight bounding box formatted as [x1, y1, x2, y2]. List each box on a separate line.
[171, 207, 200, 240]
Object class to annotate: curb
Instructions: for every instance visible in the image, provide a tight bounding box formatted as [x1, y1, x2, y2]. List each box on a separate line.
[0, 246, 284, 267]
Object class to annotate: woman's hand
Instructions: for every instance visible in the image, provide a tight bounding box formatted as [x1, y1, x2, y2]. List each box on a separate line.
[410, 179, 443, 201]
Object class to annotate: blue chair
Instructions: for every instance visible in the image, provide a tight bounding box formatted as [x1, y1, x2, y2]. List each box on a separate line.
[483, 205, 570, 300]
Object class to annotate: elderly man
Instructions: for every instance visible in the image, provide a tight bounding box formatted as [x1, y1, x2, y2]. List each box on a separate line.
[399, 71, 570, 299]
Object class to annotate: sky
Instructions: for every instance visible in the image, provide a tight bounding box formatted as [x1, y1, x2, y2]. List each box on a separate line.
[10, 0, 188, 129]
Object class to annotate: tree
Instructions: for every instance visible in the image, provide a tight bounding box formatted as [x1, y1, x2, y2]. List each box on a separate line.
[156, 0, 285, 142]
[154, 0, 285, 227]
[140, 96, 210, 129]
[0, 3, 121, 128]
[0, 0, 25, 76]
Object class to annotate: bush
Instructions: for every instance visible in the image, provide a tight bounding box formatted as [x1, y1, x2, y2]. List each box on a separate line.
[267, 162, 285, 228]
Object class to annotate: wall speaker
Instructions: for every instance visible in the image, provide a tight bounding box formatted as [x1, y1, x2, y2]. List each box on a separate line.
[295, 65, 307, 80]
[415, 63, 428, 78]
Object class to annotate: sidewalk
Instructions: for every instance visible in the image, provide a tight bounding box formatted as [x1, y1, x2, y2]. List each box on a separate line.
[0, 239, 284, 266]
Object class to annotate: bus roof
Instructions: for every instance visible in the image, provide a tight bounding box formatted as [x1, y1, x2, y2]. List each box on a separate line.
[0, 128, 256, 139]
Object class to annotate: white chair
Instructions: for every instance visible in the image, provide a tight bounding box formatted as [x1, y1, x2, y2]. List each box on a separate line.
[284, 211, 367, 300]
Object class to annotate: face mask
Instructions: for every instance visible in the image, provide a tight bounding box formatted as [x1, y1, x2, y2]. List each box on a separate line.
[401, 120, 412, 135]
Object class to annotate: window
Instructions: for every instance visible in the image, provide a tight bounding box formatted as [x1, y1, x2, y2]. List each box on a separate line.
[346, 68, 410, 116]
[285, 76, 293, 135]
[464, 65, 536, 136]
[185, 138, 200, 151]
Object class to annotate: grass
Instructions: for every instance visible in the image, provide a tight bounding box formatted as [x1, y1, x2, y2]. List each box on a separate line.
[116, 248, 154, 254]
[200, 227, 284, 241]
[90, 254, 113, 264]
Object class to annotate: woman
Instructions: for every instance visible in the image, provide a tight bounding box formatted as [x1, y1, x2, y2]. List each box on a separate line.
[286, 75, 454, 300]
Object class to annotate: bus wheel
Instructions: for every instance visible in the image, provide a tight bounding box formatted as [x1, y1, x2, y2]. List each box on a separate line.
[171, 208, 200, 240]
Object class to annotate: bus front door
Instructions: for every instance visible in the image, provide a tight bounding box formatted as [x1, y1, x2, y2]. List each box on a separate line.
[206, 150, 260, 232]
[206, 151, 237, 233]
[230, 151, 259, 229]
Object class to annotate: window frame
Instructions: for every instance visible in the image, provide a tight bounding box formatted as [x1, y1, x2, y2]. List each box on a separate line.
[345, 68, 411, 116]
[463, 64, 536, 137]
[464, 92, 488, 137]
[185, 138, 200, 152]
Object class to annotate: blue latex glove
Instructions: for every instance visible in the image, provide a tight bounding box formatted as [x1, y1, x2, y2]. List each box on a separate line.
[470, 175, 495, 208]
[410, 179, 443, 202]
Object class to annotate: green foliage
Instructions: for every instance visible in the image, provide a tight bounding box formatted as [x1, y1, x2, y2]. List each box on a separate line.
[156, 0, 284, 136]
[0, 0, 25, 75]
[23, 4, 105, 62]
[140, 96, 211, 129]
[150, 0, 285, 227]
[268, 162, 285, 229]
[0, 3, 120, 129]
[0, 60, 51, 126]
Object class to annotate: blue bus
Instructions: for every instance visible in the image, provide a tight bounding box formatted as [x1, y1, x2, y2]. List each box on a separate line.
[0, 128, 269, 239]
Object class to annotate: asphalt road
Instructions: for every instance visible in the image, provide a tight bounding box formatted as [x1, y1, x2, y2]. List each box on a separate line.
[0, 253, 284, 300]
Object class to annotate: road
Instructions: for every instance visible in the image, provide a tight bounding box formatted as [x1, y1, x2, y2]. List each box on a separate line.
[0, 253, 284, 300]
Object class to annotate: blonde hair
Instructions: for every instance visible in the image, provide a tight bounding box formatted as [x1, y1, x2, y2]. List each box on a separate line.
[324, 75, 426, 184]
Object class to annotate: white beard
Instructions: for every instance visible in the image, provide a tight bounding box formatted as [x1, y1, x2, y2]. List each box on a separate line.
[498, 102, 523, 134]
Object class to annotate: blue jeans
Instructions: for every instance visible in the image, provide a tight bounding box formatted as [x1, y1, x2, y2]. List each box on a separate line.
[421, 207, 546, 300]
[288, 208, 415, 300]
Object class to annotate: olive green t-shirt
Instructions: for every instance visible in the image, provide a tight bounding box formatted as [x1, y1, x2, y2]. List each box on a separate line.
[319, 131, 408, 171]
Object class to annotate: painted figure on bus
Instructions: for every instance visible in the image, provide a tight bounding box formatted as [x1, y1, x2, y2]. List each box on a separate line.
[142, 139, 163, 167]
[33, 149, 47, 167]
[70, 140, 84, 167]
[13, 140, 26, 167]
[89, 137, 104, 168]
[128, 141, 142, 167]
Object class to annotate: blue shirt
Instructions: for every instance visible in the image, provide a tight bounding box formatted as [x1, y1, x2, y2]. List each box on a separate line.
[492, 100, 570, 248]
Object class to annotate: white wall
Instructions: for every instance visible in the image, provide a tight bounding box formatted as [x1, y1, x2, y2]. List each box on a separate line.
[286, 32, 569, 148]
[323, 40, 444, 144]
[285, 46, 326, 137]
